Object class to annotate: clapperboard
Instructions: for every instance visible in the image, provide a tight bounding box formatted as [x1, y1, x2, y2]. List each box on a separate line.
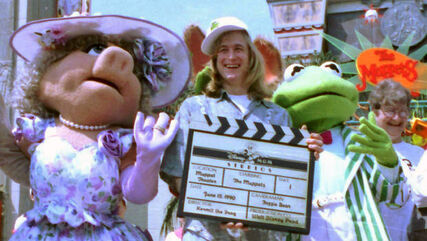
[178, 114, 315, 234]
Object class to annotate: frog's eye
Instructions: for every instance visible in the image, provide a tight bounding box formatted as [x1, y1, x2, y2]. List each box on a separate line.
[320, 61, 342, 77]
[85, 44, 107, 56]
[284, 64, 305, 82]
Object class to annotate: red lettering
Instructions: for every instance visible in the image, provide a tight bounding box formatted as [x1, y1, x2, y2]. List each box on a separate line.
[357, 65, 370, 91]
[375, 49, 395, 61]
[404, 60, 418, 82]
[358, 59, 418, 88]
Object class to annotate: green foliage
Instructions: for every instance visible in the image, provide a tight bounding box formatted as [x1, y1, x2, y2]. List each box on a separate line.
[194, 66, 212, 95]
[308, 51, 339, 66]
[160, 196, 179, 236]
[282, 51, 339, 69]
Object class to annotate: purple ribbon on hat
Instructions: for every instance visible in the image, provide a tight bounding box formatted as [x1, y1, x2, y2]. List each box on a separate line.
[133, 38, 172, 92]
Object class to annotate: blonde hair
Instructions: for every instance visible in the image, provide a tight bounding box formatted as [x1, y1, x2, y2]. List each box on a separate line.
[205, 30, 269, 100]
[14, 34, 152, 118]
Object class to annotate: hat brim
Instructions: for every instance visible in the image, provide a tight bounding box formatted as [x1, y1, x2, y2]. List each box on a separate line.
[9, 15, 191, 109]
[201, 25, 247, 55]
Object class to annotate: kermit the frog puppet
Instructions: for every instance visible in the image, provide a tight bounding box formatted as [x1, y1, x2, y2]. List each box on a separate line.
[272, 62, 403, 241]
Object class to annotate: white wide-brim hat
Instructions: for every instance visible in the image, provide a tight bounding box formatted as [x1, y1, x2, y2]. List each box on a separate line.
[201, 16, 248, 56]
[9, 15, 191, 109]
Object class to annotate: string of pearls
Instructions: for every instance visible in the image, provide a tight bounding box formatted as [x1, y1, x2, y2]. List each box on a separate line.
[59, 115, 109, 131]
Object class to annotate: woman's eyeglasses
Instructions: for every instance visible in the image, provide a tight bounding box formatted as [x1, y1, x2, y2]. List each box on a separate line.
[380, 106, 410, 118]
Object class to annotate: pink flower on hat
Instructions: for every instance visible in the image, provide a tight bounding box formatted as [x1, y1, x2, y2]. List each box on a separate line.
[35, 27, 66, 50]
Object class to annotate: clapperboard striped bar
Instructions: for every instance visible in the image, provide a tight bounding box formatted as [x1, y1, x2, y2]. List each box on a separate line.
[189, 114, 310, 146]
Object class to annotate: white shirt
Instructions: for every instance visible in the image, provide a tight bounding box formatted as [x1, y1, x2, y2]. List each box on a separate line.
[379, 142, 424, 241]
[302, 127, 357, 241]
[228, 94, 251, 113]
[408, 150, 427, 208]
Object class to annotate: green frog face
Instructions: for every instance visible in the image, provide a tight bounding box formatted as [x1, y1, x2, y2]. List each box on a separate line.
[272, 62, 359, 133]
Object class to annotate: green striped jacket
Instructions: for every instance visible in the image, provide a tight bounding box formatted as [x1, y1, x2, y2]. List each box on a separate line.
[342, 125, 404, 241]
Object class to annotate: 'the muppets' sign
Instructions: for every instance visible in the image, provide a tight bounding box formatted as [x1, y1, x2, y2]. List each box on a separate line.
[356, 48, 427, 95]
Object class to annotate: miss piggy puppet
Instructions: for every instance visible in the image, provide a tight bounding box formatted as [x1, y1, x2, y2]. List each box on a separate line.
[6, 15, 190, 240]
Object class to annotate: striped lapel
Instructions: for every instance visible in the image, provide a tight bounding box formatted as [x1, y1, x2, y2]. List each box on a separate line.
[340, 125, 390, 241]
[342, 125, 363, 193]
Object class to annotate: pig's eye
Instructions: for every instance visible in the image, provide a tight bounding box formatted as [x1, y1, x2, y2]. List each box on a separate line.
[85, 44, 107, 56]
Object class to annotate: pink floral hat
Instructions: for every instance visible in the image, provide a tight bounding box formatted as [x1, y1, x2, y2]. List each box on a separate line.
[9, 15, 191, 109]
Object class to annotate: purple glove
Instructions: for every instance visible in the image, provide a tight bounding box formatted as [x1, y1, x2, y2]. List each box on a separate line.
[121, 112, 179, 204]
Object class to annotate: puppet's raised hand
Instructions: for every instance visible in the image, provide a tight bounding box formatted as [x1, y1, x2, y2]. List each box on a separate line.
[121, 112, 178, 204]
[348, 112, 398, 167]
[134, 112, 179, 164]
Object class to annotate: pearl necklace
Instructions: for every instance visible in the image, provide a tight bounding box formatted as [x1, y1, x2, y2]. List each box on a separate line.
[59, 115, 109, 131]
